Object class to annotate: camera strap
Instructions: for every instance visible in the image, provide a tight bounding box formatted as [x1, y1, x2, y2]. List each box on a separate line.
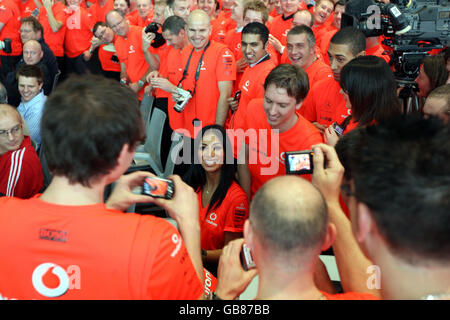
[178, 41, 210, 97]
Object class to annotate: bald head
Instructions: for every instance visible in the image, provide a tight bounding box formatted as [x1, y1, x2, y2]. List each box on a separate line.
[23, 40, 43, 65]
[187, 9, 211, 25]
[250, 176, 329, 256]
[186, 10, 211, 50]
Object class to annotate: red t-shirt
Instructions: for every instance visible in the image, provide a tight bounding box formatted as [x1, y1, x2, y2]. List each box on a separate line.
[240, 98, 324, 198]
[64, 5, 94, 58]
[198, 181, 249, 250]
[19, 0, 36, 18]
[366, 42, 390, 64]
[321, 291, 379, 300]
[38, 2, 67, 57]
[98, 44, 121, 72]
[300, 78, 350, 127]
[168, 41, 236, 138]
[114, 25, 150, 99]
[211, 17, 228, 43]
[229, 56, 276, 130]
[0, 136, 43, 199]
[127, 9, 153, 27]
[317, 27, 337, 65]
[0, 0, 22, 56]
[87, 0, 114, 23]
[0, 196, 203, 299]
[268, 12, 295, 46]
[312, 22, 331, 53]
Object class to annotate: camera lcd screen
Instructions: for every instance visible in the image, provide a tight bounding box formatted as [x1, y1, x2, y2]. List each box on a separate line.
[142, 177, 174, 199]
[285, 151, 314, 175]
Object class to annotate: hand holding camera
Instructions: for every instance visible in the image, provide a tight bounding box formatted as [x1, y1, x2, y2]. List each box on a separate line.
[216, 239, 258, 300]
[310, 144, 345, 206]
[173, 87, 192, 113]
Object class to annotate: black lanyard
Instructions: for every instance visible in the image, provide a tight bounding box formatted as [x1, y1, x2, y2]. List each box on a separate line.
[178, 41, 210, 97]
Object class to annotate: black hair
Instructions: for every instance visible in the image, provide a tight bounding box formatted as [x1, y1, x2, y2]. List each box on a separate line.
[339, 55, 401, 127]
[183, 125, 237, 215]
[330, 26, 366, 56]
[41, 74, 145, 187]
[242, 22, 269, 46]
[347, 114, 450, 263]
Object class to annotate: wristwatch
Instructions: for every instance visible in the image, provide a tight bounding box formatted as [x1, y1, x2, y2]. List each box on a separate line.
[138, 80, 145, 88]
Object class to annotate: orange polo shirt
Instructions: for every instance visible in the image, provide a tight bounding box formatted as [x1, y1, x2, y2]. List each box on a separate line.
[300, 78, 350, 127]
[64, 5, 94, 58]
[0, 0, 22, 56]
[38, 1, 67, 57]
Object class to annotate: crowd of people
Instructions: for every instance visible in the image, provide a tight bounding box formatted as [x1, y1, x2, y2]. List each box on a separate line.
[0, 0, 449, 301]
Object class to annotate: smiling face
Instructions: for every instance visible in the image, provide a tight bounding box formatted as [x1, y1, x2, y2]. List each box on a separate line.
[241, 33, 267, 65]
[94, 25, 115, 43]
[313, 0, 334, 25]
[136, 0, 152, 18]
[286, 32, 315, 69]
[18, 76, 43, 103]
[114, 0, 130, 15]
[263, 83, 300, 132]
[280, 0, 300, 16]
[187, 11, 211, 50]
[107, 11, 129, 37]
[198, 129, 224, 174]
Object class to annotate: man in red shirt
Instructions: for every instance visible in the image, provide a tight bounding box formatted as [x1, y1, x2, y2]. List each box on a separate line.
[0, 0, 22, 81]
[169, 9, 235, 138]
[236, 64, 323, 199]
[311, 0, 334, 50]
[37, 0, 67, 80]
[228, 22, 276, 130]
[0, 75, 204, 300]
[0, 103, 43, 199]
[64, 0, 94, 75]
[300, 27, 365, 133]
[166, 0, 191, 21]
[317, 0, 345, 62]
[213, 174, 379, 300]
[106, 9, 153, 100]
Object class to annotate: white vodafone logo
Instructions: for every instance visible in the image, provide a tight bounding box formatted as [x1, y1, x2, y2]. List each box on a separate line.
[209, 212, 217, 221]
[32, 263, 70, 298]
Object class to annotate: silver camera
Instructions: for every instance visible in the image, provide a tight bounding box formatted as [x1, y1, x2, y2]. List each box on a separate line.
[173, 87, 192, 113]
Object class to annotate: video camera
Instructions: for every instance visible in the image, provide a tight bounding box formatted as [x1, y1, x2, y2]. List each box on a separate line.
[145, 22, 166, 48]
[342, 0, 449, 81]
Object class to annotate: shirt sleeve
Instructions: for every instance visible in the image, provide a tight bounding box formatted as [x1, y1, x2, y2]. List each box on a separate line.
[223, 187, 249, 233]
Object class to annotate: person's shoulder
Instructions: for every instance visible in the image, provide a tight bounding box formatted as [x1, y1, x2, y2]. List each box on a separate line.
[227, 181, 248, 199]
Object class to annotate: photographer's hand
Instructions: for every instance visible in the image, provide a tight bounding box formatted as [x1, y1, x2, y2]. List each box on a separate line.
[216, 238, 258, 300]
[142, 29, 155, 52]
[311, 143, 344, 206]
[105, 171, 156, 212]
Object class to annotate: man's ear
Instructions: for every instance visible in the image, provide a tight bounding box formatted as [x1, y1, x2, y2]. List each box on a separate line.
[321, 222, 337, 252]
[295, 100, 303, 111]
[354, 202, 374, 244]
[243, 219, 254, 250]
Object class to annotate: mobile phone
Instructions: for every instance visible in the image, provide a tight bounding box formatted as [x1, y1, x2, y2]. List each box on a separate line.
[234, 90, 241, 102]
[332, 122, 344, 137]
[285, 150, 314, 175]
[142, 176, 174, 199]
[240, 243, 256, 271]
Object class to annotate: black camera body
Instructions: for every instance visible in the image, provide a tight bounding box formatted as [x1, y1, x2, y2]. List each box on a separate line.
[144, 22, 166, 48]
[2, 38, 12, 54]
[342, 0, 449, 81]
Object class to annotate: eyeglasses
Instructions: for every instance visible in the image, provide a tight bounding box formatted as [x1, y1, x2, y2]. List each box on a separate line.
[0, 124, 22, 138]
[109, 18, 125, 30]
